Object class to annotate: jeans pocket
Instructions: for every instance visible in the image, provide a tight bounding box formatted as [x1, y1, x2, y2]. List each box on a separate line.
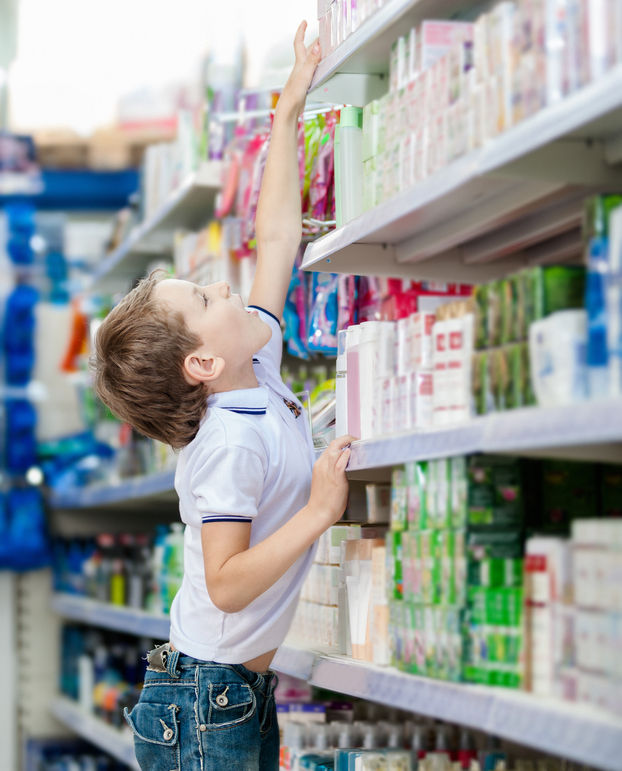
[207, 682, 256, 729]
[124, 702, 180, 771]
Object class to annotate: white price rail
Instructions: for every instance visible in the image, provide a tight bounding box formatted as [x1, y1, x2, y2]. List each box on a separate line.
[275, 647, 622, 771]
[52, 593, 170, 639]
[51, 696, 139, 770]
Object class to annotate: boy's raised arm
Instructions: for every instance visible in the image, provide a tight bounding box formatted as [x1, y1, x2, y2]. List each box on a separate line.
[248, 22, 321, 321]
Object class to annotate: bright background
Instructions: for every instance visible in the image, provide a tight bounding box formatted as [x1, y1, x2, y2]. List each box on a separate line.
[8, 0, 317, 134]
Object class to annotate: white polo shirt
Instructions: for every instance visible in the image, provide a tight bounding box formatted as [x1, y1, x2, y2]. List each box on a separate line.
[169, 306, 316, 664]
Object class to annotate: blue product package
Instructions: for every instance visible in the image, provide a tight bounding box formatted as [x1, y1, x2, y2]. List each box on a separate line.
[5, 399, 37, 472]
[307, 273, 339, 355]
[7, 487, 50, 570]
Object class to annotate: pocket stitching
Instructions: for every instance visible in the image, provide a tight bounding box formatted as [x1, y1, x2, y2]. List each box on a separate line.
[123, 703, 180, 747]
[206, 683, 256, 729]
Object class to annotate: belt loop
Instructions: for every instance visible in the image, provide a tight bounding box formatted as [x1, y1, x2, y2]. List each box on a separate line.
[166, 646, 181, 678]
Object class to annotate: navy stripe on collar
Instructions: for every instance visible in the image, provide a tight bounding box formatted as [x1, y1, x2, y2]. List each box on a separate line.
[247, 305, 280, 325]
[224, 408, 267, 415]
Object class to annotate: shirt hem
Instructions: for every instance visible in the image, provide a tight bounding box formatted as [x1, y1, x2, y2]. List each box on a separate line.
[169, 630, 287, 665]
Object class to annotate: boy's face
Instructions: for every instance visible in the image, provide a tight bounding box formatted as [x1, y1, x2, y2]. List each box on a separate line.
[154, 278, 272, 368]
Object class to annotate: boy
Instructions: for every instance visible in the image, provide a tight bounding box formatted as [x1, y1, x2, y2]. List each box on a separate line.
[93, 22, 354, 771]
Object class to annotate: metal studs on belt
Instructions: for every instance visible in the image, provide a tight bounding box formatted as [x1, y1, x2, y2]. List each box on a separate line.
[215, 686, 229, 707]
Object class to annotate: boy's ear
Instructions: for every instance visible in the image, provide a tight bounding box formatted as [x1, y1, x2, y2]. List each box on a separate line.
[183, 352, 225, 385]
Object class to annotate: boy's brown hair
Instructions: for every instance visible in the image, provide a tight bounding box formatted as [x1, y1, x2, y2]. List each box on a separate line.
[92, 272, 207, 449]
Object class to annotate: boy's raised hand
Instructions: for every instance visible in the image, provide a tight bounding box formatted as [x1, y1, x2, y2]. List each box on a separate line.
[279, 21, 322, 116]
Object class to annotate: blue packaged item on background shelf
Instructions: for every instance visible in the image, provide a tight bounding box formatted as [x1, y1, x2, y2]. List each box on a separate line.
[307, 273, 339, 355]
[0, 487, 50, 570]
[5, 399, 37, 472]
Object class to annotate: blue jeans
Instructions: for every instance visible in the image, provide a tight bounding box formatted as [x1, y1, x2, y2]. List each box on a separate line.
[124, 645, 279, 771]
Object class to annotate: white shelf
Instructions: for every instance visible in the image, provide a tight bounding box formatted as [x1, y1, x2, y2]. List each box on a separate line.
[52, 593, 170, 639]
[51, 696, 139, 770]
[48, 469, 177, 510]
[92, 161, 222, 291]
[303, 66, 622, 283]
[310, 0, 473, 104]
[347, 399, 622, 478]
[274, 646, 622, 771]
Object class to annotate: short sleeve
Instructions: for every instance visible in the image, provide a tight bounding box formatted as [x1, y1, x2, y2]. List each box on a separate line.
[191, 445, 266, 526]
[248, 306, 283, 373]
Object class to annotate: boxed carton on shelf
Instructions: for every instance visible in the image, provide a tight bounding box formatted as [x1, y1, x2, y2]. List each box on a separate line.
[347, 0, 622, 221]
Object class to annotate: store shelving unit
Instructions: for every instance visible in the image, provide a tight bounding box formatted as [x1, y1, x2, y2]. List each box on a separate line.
[50, 398, 622, 504]
[310, 0, 475, 104]
[52, 593, 169, 639]
[51, 696, 139, 770]
[42, 5, 622, 770]
[49, 469, 177, 511]
[91, 160, 222, 291]
[50, 594, 622, 771]
[305, 64, 622, 283]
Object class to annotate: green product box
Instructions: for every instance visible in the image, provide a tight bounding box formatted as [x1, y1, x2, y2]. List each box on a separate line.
[466, 529, 524, 587]
[524, 265, 586, 322]
[539, 460, 598, 532]
[500, 277, 518, 344]
[389, 599, 405, 667]
[583, 194, 622, 240]
[387, 530, 403, 599]
[435, 458, 451, 529]
[413, 604, 426, 675]
[431, 530, 443, 605]
[390, 468, 408, 531]
[406, 461, 427, 530]
[520, 342, 536, 407]
[467, 455, 523, 529]
[513, 271, 528, 342]
[474, 284, 488, 349]
[424, 605, 437, 676]
[472, 351, 491, 416]
[450, 456, 468, 529]
[486, 280, 503, 348]
[426, 461, 438, 528]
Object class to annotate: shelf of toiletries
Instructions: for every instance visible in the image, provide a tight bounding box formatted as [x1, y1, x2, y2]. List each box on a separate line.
[49, 596, 622, 771]
[275, 646, 622, 771]
[49, 397, 622, 512]
[311, 0, 472, 102]
[51, 696, 139, 770]
[52, 593, 170, 639]
[346, 397, 622, 475]
[91, 161, 222, 291]
[304, 64, 622, 282]
[48, 469, 177, 510]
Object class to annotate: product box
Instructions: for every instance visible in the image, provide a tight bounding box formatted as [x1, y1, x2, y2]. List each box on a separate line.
[467, 454, 523, 529]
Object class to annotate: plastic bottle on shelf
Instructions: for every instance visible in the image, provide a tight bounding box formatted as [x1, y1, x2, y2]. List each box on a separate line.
[149, 525, 169, 615]
[163, 523, 185, 613]
[335, 106, 363, 226]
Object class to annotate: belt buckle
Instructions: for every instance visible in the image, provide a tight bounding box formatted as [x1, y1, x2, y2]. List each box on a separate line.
[146, 642, 170, 672]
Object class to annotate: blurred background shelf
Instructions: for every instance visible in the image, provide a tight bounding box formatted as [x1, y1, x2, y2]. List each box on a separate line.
[48, 469, 177, 511]
[91, 160, 222, 291]
[52, 593, 169, 639]
[50, 697, 139, 770]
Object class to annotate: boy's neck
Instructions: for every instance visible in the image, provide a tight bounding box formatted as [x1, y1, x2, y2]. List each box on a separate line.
[209, 358, 259, 394]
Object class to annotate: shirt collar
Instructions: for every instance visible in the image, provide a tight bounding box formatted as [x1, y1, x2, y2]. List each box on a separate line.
[207, 386, 269, 415]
